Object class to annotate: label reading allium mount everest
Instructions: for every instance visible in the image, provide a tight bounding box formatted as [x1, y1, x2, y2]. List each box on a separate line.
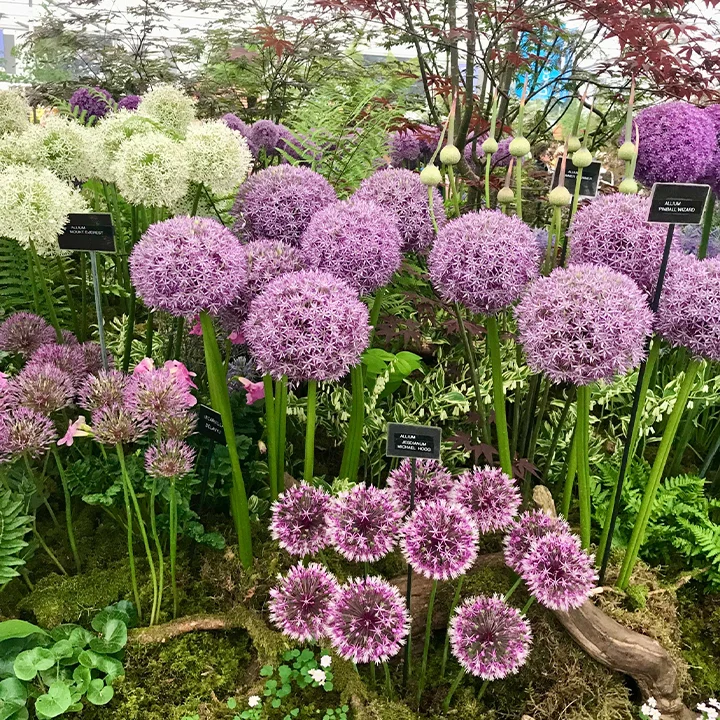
[197, 405, 227, 445]
[550, 159, 602, 198]
[648, 183, 711, 225]
[386, 422, 442, 460]
[58, 213, 116, 253]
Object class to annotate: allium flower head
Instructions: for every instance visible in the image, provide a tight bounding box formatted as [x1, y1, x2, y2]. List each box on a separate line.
[12, 362, 74, 415]
[300, 200, 403, 294]
[117, 95, 141, 111]
[138, 84, 196, 137]
[78, 369, 129, 411]
[158, 411, 196, 440]
[91, 405, 149, 445]
[492, 137, 513, 167]
[249, 119, 280, 152]
[679, 224, 720, 259]
[449, 594, 532, 679]
[269, 562, 340, 642]
[230, 165, 337, 246]
[389, 130, 421, 166]
[125, 367, 196, 426]
[222, 113, 250, 135]
[327, 484, 403, 562]
[270, 482, 332, 557]
[429, 210, 539, 314]
[0, 313, 55, 357]
[243, 239, 305, 301]
[4, 407, 56, 458]
[353, 168, 446, 252]
[81, 342, 110, 376]
[503, 510, 571, 573]
[244, 270, 370, 381]
[452, 466, 522, 534]
[145, 438, 196, 478]
[328, 576, 410, 664]
[130, 216, 248, 317]
[521, 532, 597, 610]
[0, 373, 12, 414]
[0, 91, 30, 136]
[386, 458, 454, 513]
[515, 264, 653, 385]
[28, 343, 87, 390]
[401, 500, 479, 580]
[69, 87, 114, 123]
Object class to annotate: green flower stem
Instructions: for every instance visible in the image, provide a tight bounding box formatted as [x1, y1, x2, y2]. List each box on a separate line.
[51, 448, 81, 573]
[190, 183, 203, 217]
[199, 311, 253, 569]
[24, 455, 58, 527]
[484, 154, 492, 209]
[699, 193, 716, 260]
[169, 481, 178, 619]
[477, 679, 489, 700]
[304, 380, 318, 483]
[275, 377, 287, 492]
[369, 288, 386, 332]
[149, 475, 164, 624]
[118, 454, 141, 618]
[575, 384, 592, 549]
[440, 576, 464, 680]
[541, 388, 574, 480]
[447, 165, 462, 217]
[561, 428, 577, 519]
[33, 525, 68, 576]
[383, 661, 393, 698]
[173, 316, 185, 361]
[145, 311, 154, 359]
[28, 240, 62, 341]
[617, 359, 702, 589]
[122, 291, 136, 373]
[79, 254, 88, 341]
[543, 208, 561, 274]
[263, 375, 279, 501]
[521, 596, 535, 615]
[339, 364, 365, 482]
[527, 378, 551, 468]
[55, 257, 80, 339]
[485, 315, 512, 476]
[504, 576, 523, 600]
[570, 167, 584, 219]
[515, 158, 523, 220]
[442, 667, 466, 711]
[427, 187, 440, 234]
[518, 375, 539, 461]
[27, 250, 42, 314]
[416, 578, 438, 705]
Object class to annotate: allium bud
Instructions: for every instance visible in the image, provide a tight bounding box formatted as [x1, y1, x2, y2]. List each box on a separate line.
[619, 178, 639, 195]
[440, 145, 461, 166]
[618, 142, 637, 161]
[481, 136, 498, 155]
[497, 187, 514, 204]
[420, 164, 442, 186]
[567, 136, 581, 153]
[509, 137, 530, 157]
[548, 186, 572, 206]
[572, 148, 593, 168]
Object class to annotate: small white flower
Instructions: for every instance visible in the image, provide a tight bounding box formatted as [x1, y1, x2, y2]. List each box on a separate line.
[641, 698, 661, 720]
[308, 668, 326, 685]
[248, 695, 261, 708]
[711, 699, 720, 710]
[646, 698, 657, 708]
[320, 655, 332, 668]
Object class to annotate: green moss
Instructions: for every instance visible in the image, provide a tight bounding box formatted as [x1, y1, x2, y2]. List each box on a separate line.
[624, 583, 649, 611]
[678, 587, 720, 700]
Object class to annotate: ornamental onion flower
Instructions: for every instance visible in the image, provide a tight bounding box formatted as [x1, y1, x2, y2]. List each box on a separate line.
[386, 458, 454, 513]
[222, 114, 256, 154]
[78, 369, 129, 411]
[91, 405, 150, 445]
[270, 482, 332, 557]
[243, 239, 305, 301]
[27, 343, 88, 391]
[145, 438, 196, 478]
[0, 90, 30, 136]
[452, 466, 522, 533]
[4, 406, 57, 458]
[389, 130, 421, 166]
[503, 510, 571, 573]
[69, 87, 114, 123]
[0, 313, 56, 357]
[117, 95, 141, 111]
[11, 362, 75, 415]
[124, 366, 196, 427]
[138, 84, 196, 137]
[249, 119, 280, 152]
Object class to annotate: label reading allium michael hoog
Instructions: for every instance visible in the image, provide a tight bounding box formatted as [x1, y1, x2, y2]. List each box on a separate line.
[58, 213, 116, 253]
[386, 422, 442, 460]
[648, 183, 711, 225]
[197, 405, 227, 445]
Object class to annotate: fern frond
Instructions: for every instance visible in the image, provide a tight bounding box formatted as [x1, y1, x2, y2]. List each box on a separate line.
[0, 489, 33, 586]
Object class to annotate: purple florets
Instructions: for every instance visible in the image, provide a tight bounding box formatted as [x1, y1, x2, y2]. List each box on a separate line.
[231, 165, 337, 246]
[328, 576, 410, 664]
[4, 406, 56, 458]
[125, 367, 196, 428]
[386, 458, 454, 513]
[327, 484, 403, 563]
[449, 593, 532, 679]
[11, 362, 74, 415]
[401, 500, 479, 581]
[269, 562, 340, 642]
[353, 168, 446, 252]
[78, 370, 129, 411]
[300, 199, 403, 295]
[452, 466, 522, 534]
[678, 224, 720, 259]
[243, 239, 305, 301]
[515, 264, 653, 385]
[222, 114, 256, 155]
[429, 210, 539, 314]
[249, 119, 280, 152]
[27, 343, 88, 391]
[492, 137, 513, 168]
[130, 216, 248, 318]
[91, 405, 149, 445]
[69, 87, 114, 122]
[244, 270, 370, 381]
[503, 510, 571, 574]
[145, 438, 196, 478]
[117, 95, 141, 111]
[0, 313, 56, 357]
[389, 130, 421, 166]
[270, 482, 332, 557]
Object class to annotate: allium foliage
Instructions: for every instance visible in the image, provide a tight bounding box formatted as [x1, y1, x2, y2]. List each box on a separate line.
[503, 510, 571, 574]
[145, 439, 196, 478]
[270, 482, 332, 557]
[0, 313, 55, 357]
[12, 363, 75, 415]
[386, 458, 454, 513]
[4, 407, 56, 458]
[452, 467, 522, 533]
[138, 84, 196, 137]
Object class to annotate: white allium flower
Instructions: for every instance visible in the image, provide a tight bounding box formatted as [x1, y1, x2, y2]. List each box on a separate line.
[308, 668, 326, 685]
[247, 695, 261, 708]
[138, 84, 196, 138]
[320, 655, 332, 668]
[0, 165, 88, 257]
[0, 132, 34, 170]
[114, 131, 190, 207]
[0, 90, 30, 136]
[183, 120, 253, 196]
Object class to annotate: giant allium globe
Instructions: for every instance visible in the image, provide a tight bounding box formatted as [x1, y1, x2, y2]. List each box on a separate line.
[503, 510, 571, 573]
[130, 216, 248, 318]
[452, 466, 522, 534]
[243, 239, 305, 301]
[353, 168, 445, 252]
[429, 210, 539, 314]
[230, 165, 336, 246]
[300, 200, 403, 294]
[0, 90, 30, 136]
[117, 95, 142, 111]
[386, 458, 454, 513]
[270, 482, 332, 557]
[243, 270, 370, 381]
[389, 130, 421, 166]
[69, 87, 114, 123]
[138, 84, 196, 137]
[0, 313, 56, 357]
[515, 264, 653, 385]
[28, 342, 89, 391]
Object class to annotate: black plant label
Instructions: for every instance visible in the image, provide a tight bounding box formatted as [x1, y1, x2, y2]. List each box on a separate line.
[197, 405, 227, 445]
[550, 159, 602, 197]
[58, 213, 116, 252]
[386, 422, 442, 459]
[648, 183, 711, 225]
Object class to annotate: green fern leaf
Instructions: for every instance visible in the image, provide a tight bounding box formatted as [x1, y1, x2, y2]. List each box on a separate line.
[0, 489, 33, 586]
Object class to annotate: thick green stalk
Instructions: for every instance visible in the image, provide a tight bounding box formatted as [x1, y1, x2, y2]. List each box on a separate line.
[543, 208, 561, 274]
[698, 193, 715, 260]
[118, 450, 141, 619]
[383, 662, 393, 698]
[339, 364, 365, 482]
[28, 241, 62, 341]
[169, 482, 178, 619]
[416, 579, 438, 705]
[486, 315, 512, 476]
[477, 679, 490, 700]
[27, 249, 42, 314]
[575, 384, 592, 548]
[173, 316, 185, 361]
[561, 428, 577, 519]
[447, 166, 462, 217]
[442, 668, 466, 711]
[304, 380, 318, 483]
[515, 158, 523, 220]
[145, 311, 154, 359]
[527, 378, 551, 467]
[51, 448, 81, 573]
[122, 291, 136, 373]
[440, 576, 464, 680]
[263, 375, 278, 500]
[369, 288, 386, 332]
[275, 377, 287, 492]
[570, 167, 583, 219]
[484, 154, 492, 209]
[148, 476, 164, 624]
[541, 388, 574, 479]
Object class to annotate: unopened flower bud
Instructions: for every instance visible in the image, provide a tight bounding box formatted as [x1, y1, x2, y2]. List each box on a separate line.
[497, 187, 515, 204]
[509, 137, 531, 157]
[420, 164, 442, 186]
[481, 136, 499, 154]
[440, 144, 461, 165]
[548, 186, 572, 206]
[618, 178, 639, 195]
[572, 147, 593, 168]
[567, 136, 581, 153]
[618, 142, 637, 161]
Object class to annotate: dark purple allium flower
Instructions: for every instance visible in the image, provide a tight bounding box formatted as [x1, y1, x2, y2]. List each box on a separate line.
[327, 484, 404, 562]
[328, 576, 410, 664]
[389, 130, 421, 166]
[656, 253, 720, 361]
[69, 87, 114, 122]
[81, 342, 111, 376]
[678, 224, 720, 259]
[503, 510, 571, 574]
[11, 362, 74, 415]
[515, 263, 653, 385]
[78, 369, 129, 411]
[401, 500, 479, 580]
[429, 210, 539, 314]
[352, 168, 445, 252]
[27, 343, 88, 390]
[244, 270, 370, 381]
[452, 466, 522, 534]
[130, 216, 248, 317]
[704, 104, 720, 133]
[249, 119, 280, 152]
[0, 313, 56, 357]
[491, 137, 513, 168]
[270, 482, 332, 557]
[4, 406, 56, 458]
[243, 239, 305, 301]
[521, 532, 597, 611]
[60, 330, 78, 345]
[145, 438, 196, 478]
[415, 124, 442, 161]
[91, 405, 149, 445]
[386, 458, 454, 513]
[449, 593, 532, 679]
[300, 200, 403, 294]
[117, 95, 141, 111]
[269, 562, 340, 642]
[230, 165, 337, 246]
[158, 411, 196, 440]
[124, 367, 195, 427]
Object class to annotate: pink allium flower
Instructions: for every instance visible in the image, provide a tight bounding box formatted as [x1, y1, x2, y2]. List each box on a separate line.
[27, 343, 88, 390]
[130, 216, 249, 317]
[12, 362, 75, 415]
[0, 313, 56, 357]
[244, 270, 370, 382]
[520, 532, 597, 611]
[449, 594, 532, 679]
[386, 458, 454, 513]
[237, 377, 264, 405]
[503, 510, 571, 574]
[300, 200, 403, 295]
[452, 466, 522, 534]
[429, 210, 540, 314]
[145, 438, 196, 478]
[515, 264, 653, 385]
[401, 500, 479, 580]
[244, 239, 305, 301]
[270, 482, 332, 557]
[0, 372, 11, 413]
[269, 562, 340, 642]
[91, 405, 149, 445]
[78, 370, 129, 412]
[58, 416, 91, 447]
[352, 168, 446, 252]
[158, 411, 197, 440]
[4, 407, 57, 458]
[389, 130, 421, 166]
[124, 366, 196, 427]
[327, 484, 403, 562]
[327, 576, 410, 664]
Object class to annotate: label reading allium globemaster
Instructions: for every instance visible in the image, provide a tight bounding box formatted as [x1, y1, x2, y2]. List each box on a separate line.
[197, 405, 227, 445]
[58, 213, 116, 253]
[648, 183, 711, 225]
[550, 159, 602, 198]
[386, 422, 442, 460]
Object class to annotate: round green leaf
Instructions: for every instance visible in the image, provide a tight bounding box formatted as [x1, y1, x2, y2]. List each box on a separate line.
[50, 641, 73, 662]
[89, 618, 127, 655]
[13, 648, 54, 682]
[34, 683, 72, 719]
[86, 679, 113, 706]
[71, 666, 91, 695]
[0, 621, 47, 644]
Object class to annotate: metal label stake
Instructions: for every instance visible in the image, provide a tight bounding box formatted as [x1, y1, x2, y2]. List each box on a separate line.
[90, 251, 108, 370]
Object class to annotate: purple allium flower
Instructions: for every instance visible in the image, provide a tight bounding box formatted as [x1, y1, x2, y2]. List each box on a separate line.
[449, 593, 532, 679]
[230, 165, 337, 246]
[269, 562, 340, 642]
[60, 330, 78, 345]
[300, 200, 403, 294]
[78, 369, 129, 411]
[415, 124, 442, 161]
[91, 405, 149, 445]
[0, 373, 12, 414]
[249, 119, 280, 152]
[124, 367, 195, 427]
[69, 87, 114, 122]
[452, 466, 522, 534]
[145, 438, 196, 478]
[244, 270, 370, 381]
[327, 576, 411, 664]
[81, 342, 111, 376]
[130, 216, 248, 318]
[704, 104, 720, 133]
[117, 95, 141, 111]
[520, 532, 597, 611]
[0, 313, 56, 357]
[492, 137, 513, 168]
[4, 406, 56, 458]
[515, 263, 653, 385]
[503, 510, 571, 574]
[656, 253, 720, 361]
[389, 130, 421, 166]
[158, 411, 196, 440]
[0, 418, 10, 463]
[352, 168, 445, 252]
[270, 482, 332, 557]
[11, 362, 74, 415]
[678, 224, 720, 259]
[243, 239, 305, 301]
[222, 113, 257, 155]
[429, 210, 539, 314]
[401, 500, 479, 580]
[630, 102, 716, 185]
[327, 484, 404, 562]
[386, 458, 454, 513]
[27, 343, 88, 390]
